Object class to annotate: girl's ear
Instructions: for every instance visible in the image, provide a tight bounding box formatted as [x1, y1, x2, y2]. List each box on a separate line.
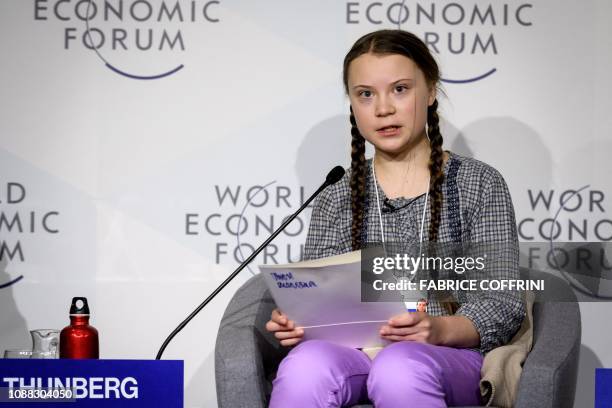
[427, 86, 437, 107]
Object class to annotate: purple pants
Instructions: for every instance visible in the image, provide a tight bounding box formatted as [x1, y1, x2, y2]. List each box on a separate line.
[269, 340, 483, 408]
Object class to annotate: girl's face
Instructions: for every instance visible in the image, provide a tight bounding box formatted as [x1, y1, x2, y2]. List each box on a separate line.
[347, 53, 436, 156]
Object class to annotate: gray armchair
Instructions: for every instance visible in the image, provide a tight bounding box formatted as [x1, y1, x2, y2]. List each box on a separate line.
[215, 269, 581, 407]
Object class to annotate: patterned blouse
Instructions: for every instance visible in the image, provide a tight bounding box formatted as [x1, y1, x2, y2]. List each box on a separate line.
[303, 151, 526, 354]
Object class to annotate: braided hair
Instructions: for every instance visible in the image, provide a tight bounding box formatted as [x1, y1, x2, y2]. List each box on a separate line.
[427, 99, 444, 243]
[349, 106, 367, 250]
[342, 30, 458, 315]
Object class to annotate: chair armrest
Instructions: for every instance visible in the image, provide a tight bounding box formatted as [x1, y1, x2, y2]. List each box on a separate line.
[215, 274, 288, 408]
[515, 300, 581, 408]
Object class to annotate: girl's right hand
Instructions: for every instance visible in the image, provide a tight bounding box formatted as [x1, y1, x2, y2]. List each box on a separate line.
[265, 308, 304, 347]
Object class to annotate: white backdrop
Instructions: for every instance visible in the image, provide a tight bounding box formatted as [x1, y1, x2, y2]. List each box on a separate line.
[1, 1, 611, 406]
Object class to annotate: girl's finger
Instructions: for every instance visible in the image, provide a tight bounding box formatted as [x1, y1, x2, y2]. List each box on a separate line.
[380, 326, 419, 336]
[271, 309, 287, 325]
[274, 328, 304, 340]
[388, 312, 423, 327]
[265, 320, 283, 332]
[382, 334, 426, 343]
[382, 335, 404, 342]
[266, 319, 295, 332]
[280, 337, 302, 347]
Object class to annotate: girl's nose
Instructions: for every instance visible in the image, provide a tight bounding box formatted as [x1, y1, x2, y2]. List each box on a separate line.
[375, 96, 396, 117]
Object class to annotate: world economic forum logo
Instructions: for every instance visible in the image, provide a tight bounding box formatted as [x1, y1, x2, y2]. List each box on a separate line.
[346, 0, 534, 83]
[34, 0, 222, 80]
[1, 182, 61, 289]
[0, 274, 23, 289]
[519, 185, 612, 299]
[185, 181, 310, 275]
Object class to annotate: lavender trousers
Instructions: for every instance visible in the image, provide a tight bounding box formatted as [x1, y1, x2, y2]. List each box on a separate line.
[269, 340, 483, 408]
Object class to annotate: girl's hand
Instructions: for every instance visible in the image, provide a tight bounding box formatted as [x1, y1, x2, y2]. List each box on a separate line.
[379, 312, 445, 344]
[265, 308, 304, 347]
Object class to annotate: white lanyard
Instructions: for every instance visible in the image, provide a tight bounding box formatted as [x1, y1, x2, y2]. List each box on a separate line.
[371, 161, 430, 311]
[371, 161, 429, 247]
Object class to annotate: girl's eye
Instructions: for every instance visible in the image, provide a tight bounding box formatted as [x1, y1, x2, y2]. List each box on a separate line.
[395, 85, 408, 93]
[359, 90, 372, 98]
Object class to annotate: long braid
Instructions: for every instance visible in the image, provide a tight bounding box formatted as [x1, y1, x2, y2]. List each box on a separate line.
[350, 107, 367, 250]
[427, 99, 458, 314]
[427, 99, 444, 242]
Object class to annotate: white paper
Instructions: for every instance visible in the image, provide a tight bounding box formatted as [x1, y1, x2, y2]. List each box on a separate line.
[259, 250, 407, 348]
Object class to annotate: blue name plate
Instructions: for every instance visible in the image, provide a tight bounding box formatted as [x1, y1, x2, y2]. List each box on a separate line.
[0, 359, 183, 407]
[596, 368, 612, 408]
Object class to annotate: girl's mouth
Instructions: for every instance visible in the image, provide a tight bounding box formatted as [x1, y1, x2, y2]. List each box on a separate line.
[377, 125, 401, 137]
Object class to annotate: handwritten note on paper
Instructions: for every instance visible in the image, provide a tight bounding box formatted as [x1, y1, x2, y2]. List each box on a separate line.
[259, 250, 406, 348]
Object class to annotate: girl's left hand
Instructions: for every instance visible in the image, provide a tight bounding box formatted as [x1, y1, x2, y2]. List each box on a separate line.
[379, 312, 445, 345]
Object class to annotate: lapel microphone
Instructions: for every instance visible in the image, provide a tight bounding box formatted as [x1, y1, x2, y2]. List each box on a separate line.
[382, 198, 413, 213]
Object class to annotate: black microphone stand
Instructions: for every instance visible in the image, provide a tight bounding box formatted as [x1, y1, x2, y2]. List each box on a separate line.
[156, 166, 344, 360]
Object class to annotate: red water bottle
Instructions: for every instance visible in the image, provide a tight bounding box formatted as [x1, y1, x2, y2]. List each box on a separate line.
[59, 297, 99, 359]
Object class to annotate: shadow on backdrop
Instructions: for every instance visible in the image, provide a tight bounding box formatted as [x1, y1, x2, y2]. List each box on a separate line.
[0, 258, 30, 353]
[295, 114, 351, 194]
[447, 116, 553, 189]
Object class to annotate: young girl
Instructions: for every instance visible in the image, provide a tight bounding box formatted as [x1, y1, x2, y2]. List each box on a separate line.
[265, 29, 525, 407]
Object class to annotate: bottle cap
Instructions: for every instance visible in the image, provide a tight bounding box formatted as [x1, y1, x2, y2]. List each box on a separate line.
[69, 297, 90, 315]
